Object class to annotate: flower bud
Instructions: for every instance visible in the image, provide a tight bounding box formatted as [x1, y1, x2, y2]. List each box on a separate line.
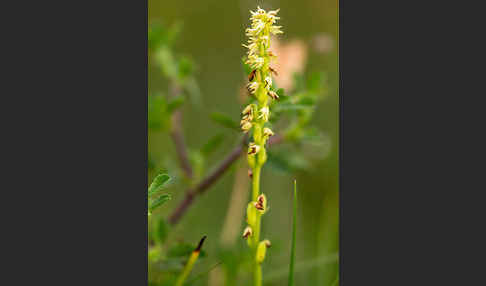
[263, 128, 274, 138]
[254, 193, 267, 213]
[262, 239, 271, 248]
[242, 226, 253, 239]
[248, 142, 260, 155]
[258, 107, 269, 122]
[264, 76, 272, 89]
[256, 241, 267, 263]
[269, 66, 278, 76]
[242, 104, 253, 116]
[241, 121, 252, 133]
[246, 81, 259, 94]
[268, 90, 279, 100]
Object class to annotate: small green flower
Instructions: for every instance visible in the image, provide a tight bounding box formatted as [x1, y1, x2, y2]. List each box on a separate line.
[243, 226, 253, 239]
[241, 120, 253, 133]
[263, 127, 274, 138]
[248, 142, 260, 155]
[268, 90, 279, 100]
[258, 106, 269, 122]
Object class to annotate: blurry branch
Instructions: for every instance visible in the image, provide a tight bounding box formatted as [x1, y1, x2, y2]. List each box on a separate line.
[168, 133, 283, 225]
[169, 83, 193, 179]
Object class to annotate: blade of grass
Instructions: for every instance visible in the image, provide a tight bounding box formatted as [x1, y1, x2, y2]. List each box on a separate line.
[288, 180, 297, 286]
[175, 236, 207, 286]
[185, 261, 222, 284]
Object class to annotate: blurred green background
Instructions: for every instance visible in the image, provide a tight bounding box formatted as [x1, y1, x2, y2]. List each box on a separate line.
[148, 0, 338, 285]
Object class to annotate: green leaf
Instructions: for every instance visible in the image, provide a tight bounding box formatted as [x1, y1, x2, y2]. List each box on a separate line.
[201, 133, 225, 156]
[154, 218, 170, 245]
[183, 77, 202, 107]
[167, 96, 186, 113]
[178, 56, 194, 80]
[288, 180, 297, 286]
[274, 103, 311, 113]
[297, 96, 316, 106]
[168, 243, 207, 258]
[148, 22, 182, 50]
[148, 23, 170, 50]
[148, 247, 163, 263]
[307, 71, 325, 92]
[155, 47, 178, 79]
[148, 95, 170, 130]
[148, 173, 171, 197]
[149, 194, 171, 212]
[210, 112, 239, 130]
[267, 152, 310, 174]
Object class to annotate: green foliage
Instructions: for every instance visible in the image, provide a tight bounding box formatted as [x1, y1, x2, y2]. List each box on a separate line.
[168, 242, 207, 259]
[167, 96, 186, 113]
[148, 22, 181, 49]
[200, 133, 225, 156]
[148, 173, 171, 197]
[148, 173, 171, 214]
[210, 112, 240, 131]
[149, 22, 201, 104]
[267, 151, 310, 174]
[149, 194, 171, 213]
[148, 94, 170, 131]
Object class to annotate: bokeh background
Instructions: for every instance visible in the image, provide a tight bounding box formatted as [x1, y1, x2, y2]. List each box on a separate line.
[148, 0, 338, 285]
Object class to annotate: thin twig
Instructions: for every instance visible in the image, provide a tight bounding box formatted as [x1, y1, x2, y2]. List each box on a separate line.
[168, 135, 247, 225]
[168, 133, 283, 225]
[169, 83, 193, 179]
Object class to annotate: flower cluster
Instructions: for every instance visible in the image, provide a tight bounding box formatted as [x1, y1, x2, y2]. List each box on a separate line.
[241, 6, 282, 152]
[244, 7, 282, 70]
[240, 7, 283, 274]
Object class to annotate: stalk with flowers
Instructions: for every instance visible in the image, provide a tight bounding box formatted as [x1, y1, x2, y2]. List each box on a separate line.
[240, 6, 282, 286]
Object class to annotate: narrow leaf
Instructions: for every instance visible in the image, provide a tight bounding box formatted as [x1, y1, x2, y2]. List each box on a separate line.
[201, 133, 225, 156]
[175, 236, 207, 286]
[148, 174, 170, 197]
[167, 96, 186, 113]
[149, 194, 171, 212]
[288, 180, 297, 286]
[210, 112, 239, 130]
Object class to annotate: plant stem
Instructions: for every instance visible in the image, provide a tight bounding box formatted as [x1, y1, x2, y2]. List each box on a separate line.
[254, 263, 262, 286]
[175, 236, 206, 286]
[288, 180, 297, 286]
[252, 166, 261, 201]
[251, 165, 262, 286]
[169, 83, 193, 179]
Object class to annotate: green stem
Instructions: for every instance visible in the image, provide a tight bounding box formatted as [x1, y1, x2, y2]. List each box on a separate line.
[254, 262, 262, 286]
[288, 180, 297, 286]
[252, 166, 261, 201]
[175, 251, 199, 286]
[251, 165, 262, 286]
[175, 236, 206, 286]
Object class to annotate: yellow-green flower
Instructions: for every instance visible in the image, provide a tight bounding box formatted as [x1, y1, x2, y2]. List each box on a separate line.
[258, 106, 269, 122]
